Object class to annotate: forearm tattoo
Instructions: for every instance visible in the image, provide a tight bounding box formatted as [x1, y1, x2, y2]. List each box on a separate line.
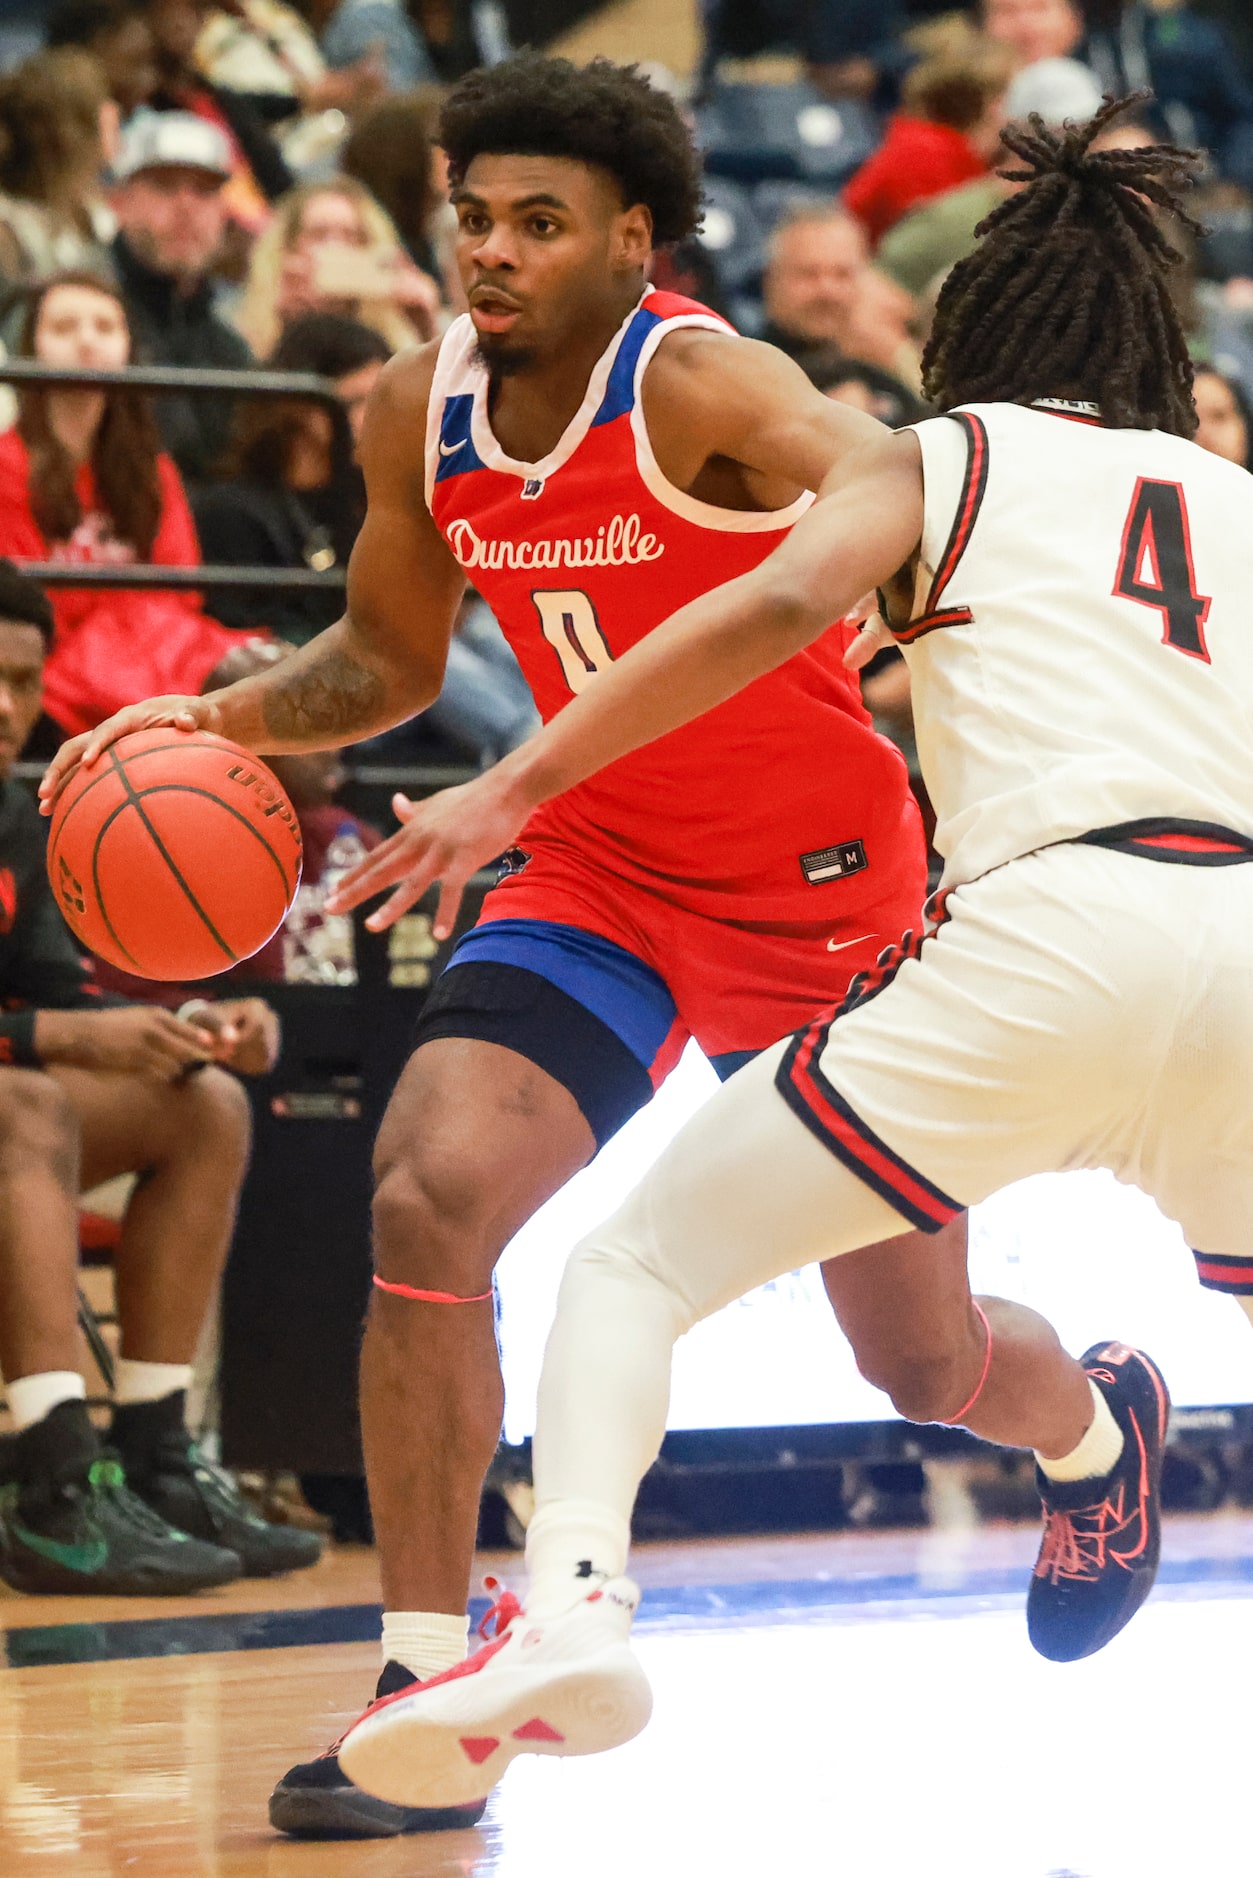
[261, 647, 389, 744]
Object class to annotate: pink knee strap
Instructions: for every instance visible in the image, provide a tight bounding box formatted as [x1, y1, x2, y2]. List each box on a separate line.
[940, 1301, 993, 1426]
[372, 1276, 493, 1304]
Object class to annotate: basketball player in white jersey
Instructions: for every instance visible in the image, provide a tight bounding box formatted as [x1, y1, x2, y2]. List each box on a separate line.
[324, 100, 1253, 1803]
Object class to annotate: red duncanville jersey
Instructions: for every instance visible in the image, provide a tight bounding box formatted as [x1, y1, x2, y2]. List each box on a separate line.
[425, 290, 915, 924]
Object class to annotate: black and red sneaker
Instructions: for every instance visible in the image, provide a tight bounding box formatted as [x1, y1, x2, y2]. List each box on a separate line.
[269, 1662, 488, 1838]
[1027, 1340, 1170, 1664]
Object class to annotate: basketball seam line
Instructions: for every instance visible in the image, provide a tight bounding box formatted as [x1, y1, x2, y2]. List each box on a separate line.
[103, 747, 239, 965]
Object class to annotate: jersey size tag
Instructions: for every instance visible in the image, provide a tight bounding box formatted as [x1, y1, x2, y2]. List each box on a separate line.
[522, 478, 545, 500]
[799, 840, 867, 885]
[497, 847, 533, 880]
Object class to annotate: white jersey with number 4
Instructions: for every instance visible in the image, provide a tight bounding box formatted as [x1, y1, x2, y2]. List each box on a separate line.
[901, 401, 1253, 889]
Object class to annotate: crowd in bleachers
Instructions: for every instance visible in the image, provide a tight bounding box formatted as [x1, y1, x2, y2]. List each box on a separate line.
[0, 1, 1247, 776]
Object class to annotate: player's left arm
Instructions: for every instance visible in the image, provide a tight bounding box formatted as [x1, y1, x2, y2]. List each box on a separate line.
[327, 339, 924, 934]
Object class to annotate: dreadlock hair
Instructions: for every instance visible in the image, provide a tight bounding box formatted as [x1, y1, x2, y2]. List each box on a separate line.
[921, 93, 1203, 437]
[439, 53, 704, 248]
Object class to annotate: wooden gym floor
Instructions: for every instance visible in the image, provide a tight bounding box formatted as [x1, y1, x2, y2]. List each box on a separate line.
[2, 1512, 1252, 1876]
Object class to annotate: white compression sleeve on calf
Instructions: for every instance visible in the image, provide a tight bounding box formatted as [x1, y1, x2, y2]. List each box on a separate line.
[7, 1371, 85, 1432]
[529, 1042, 906, 1613]
[381, 1610, 469, 1680]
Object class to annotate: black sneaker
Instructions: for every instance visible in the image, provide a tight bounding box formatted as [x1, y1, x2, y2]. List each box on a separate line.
[0, 1398, 241, 1596]
[1027, 1340, 1170, 1663]
[269, 1662, 488, 1838]
[113, 1394, 323, 1578]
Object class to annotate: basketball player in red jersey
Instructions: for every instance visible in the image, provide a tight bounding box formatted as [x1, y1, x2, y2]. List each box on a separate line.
[45, 55, 1074, 1839]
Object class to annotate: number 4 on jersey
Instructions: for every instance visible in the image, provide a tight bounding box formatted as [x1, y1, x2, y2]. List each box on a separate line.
[1114, 478, 1212, 662]
[533, 589, 614, 694]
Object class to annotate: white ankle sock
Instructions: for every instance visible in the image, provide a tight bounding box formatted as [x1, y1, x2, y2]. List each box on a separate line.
[7, 1371, 85, 1433]
[114, 1360, 193, 1406]
[1036, 1380, 1124, 1482]
[525, 1499, 632, 1619]
[381, 1610, 469, 1681]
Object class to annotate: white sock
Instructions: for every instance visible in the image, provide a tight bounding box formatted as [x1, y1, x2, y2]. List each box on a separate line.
[1036, 1379, 1125, 1482]
[381, 1610, 469, 1681]
[525, 1499, 632, 1619]
[114, 1360, 193, 1406]
[7, 1371, 85, 1433]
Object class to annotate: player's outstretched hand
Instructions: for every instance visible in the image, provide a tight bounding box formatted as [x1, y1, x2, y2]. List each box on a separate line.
[324, 771, 532, 939]
[39, 696, 224, 815]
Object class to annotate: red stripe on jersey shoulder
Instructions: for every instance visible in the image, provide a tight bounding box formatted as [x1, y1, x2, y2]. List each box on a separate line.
[641, 290, 733, 329]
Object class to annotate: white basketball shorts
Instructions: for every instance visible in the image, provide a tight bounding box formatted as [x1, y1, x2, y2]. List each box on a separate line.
[777, 841, 1253, 1270]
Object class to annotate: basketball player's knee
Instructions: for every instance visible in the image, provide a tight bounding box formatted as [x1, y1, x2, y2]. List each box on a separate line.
[371, 1145, 495, 1284]
[856, 1345, 973, 1425]
[0, 1070, 78, 1188]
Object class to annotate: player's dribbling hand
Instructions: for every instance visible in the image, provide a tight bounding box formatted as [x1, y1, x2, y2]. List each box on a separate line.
[38, 697, 224, 815]
[324, 772, 532, 938]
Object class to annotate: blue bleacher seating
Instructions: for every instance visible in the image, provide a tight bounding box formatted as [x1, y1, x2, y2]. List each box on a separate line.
[696, 176, 767, 297]
[697, 81, 880, 188]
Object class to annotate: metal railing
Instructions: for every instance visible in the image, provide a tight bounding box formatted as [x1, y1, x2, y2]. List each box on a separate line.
[0, 361, 349, 595]
[0, 362, 482, 796]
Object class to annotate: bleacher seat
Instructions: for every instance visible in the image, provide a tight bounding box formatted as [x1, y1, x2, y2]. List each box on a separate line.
[698, 82, 879, 188]
[696, 177, 768, 298]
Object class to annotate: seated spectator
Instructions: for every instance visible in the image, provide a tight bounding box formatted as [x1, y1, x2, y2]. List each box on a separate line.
[110, 109, 255, 484]
[1086, 1, 1253, 192]
[45, 0, 161, 121]
[802, 351, 931, 427]
[0, 49, 118, 300]
[194, 312, 391, 644]
[843, 42, 1012, 246]
[320, 0, 438, 92]
[982, 0, 1085, 67]
[0, 558, 319, 1594]
[759, 204, 868, 358]
[877, 56, 1104, 296]
[233, 176, 443, 358]
[193, 0, 385, 176]
[342, 88, 459, 293]
[837, 266, 923, 388]
[144, 0, 293, 228]
[0, 272, 238, 744]
[1193, 366, 1253, 468]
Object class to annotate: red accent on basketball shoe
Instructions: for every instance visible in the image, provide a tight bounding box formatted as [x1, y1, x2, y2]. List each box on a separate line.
[1033, 1410, 1151, 1585]
[512, 1717, 565, 1743]
[459, 1737, 501, 1764]
[477, 1578, 522, 1640]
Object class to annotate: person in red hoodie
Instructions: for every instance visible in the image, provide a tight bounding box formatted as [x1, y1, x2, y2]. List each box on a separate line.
[844, 43, 1014, 248]
[0, 269, 241, 749]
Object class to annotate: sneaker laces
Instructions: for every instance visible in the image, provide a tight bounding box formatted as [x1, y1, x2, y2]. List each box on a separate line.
[87, 1454, 192, 1544]
[1034, 1483, 1135, 1585]
[477, 1574, 522, 1640]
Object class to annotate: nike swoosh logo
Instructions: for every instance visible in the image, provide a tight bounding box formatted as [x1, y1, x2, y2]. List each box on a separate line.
[12, 1523, 108, 1574]
[439, 437, 466, 457]
[827, 935, 875, 952]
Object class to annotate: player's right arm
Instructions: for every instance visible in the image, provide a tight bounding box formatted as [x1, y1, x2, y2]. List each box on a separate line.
[39, 345, 467, 811]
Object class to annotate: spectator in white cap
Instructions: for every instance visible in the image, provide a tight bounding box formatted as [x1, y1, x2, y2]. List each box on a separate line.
[110, 109, 255, 486]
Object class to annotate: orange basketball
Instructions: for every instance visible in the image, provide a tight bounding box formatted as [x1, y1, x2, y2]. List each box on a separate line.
[47, 729, 303, 980]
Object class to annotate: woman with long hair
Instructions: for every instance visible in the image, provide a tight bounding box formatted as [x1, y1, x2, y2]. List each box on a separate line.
[194, 311, 391, 644]
[231, 175, 443, 360]
[0, 49, 118, 295]
[0, 270, 236, 743]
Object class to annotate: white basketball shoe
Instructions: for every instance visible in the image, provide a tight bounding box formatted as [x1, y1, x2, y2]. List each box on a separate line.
[338, 1576, 653, 1809]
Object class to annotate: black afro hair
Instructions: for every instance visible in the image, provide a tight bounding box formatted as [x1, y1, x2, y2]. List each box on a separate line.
[439, 52, 704, 249]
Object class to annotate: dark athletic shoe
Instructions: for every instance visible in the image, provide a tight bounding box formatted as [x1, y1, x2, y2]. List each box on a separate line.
[270, 1662, 488, 1839]
[1027, 1341, 1170, 1663]
[0, 1398, 241, 1596]
[113, 1393, 323, 1579]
